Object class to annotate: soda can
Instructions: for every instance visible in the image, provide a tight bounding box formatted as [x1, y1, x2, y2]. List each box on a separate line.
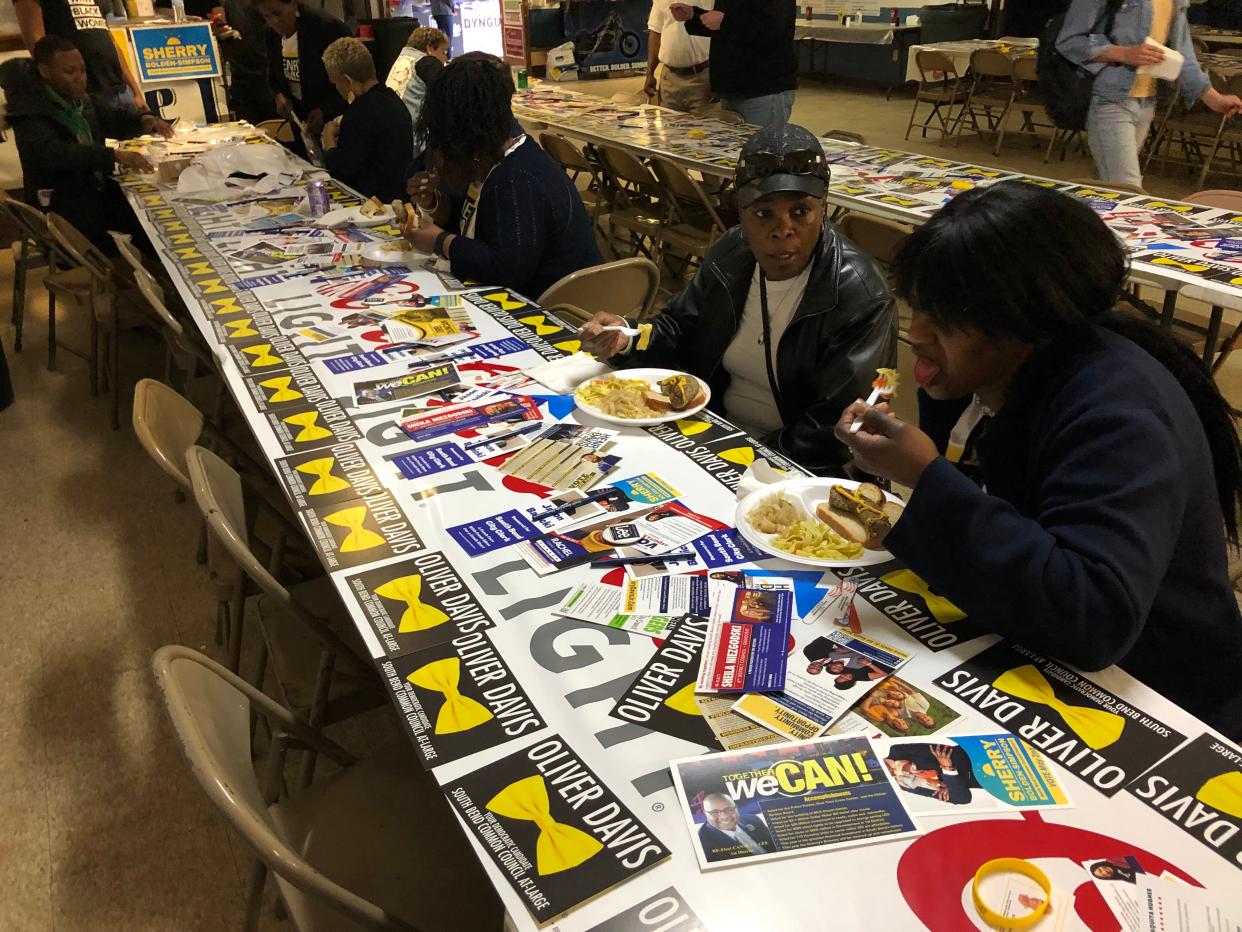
[517, 68, 528, 90]
[307, 179, 329, 218]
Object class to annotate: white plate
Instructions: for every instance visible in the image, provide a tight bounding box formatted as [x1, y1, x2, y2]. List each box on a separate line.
[315, 204, 394, 228]
[734, 477, 904, 568]
[573, 368, 710, 427]
[360, 241, 429, 265]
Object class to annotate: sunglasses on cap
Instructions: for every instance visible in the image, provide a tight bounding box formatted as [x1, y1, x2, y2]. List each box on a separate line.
[736, 149, 828, 190]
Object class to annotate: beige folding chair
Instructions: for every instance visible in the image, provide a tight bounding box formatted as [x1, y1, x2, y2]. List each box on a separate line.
[838, 214, 911, 268]
[0, 191, 92, 362]
[1143, 80, 1231, 181]
[597, 144, 666, 260]
[1009, 56, 1071, 162]
[904, 50, 968, 143]
[540, 132, 610, 241]
[700, 107, 745, 125]
[185, 444, 384, 786]
[47, 212, 151, 429]
[649, 158, 728, 282]
[821, 129, 868, 146]
[1190, 72, 1242, 189]
[256, 118, 296, 144]
[952, 49, 1018, 155]
[153, 645, 505, 932]
[0, 192, 49, 354]
[537, 256, 660, 321]
[543, 302, 593, 328]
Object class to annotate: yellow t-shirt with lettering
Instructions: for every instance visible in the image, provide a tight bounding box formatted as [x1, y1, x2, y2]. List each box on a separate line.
[1130, 0, 1173, 98]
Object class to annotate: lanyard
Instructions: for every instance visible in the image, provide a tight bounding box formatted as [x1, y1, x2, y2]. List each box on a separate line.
[758, 272, 785, 413]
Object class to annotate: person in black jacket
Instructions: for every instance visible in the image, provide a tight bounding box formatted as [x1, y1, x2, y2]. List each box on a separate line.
[3, 36, 156, 253]
[399, 53, 603, 299]
[254, 0, 350, 136]
[214, 0, 278, 123]
[670, 0, 796, 126]
[320, 38, 413, 202]
[836, 182, 1242, 740]
[580, 124, 896, 476]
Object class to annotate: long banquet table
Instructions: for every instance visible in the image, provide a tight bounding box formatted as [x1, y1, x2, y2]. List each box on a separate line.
[512, 84, 1242, 333]
[119, 127, 1242, 932]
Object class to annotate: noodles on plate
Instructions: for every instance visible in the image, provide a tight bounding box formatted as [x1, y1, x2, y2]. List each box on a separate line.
[576, 377, 662, 419]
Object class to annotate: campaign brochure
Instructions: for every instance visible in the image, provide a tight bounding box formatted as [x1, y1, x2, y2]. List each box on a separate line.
[584, 888, 707, 932]
[732, 629, 910, 741]
[341, 552, 494, 658]
[440, 735, 670, 922]
[515, 506, 659, 575]
[383, 304, 475, 346]
[875, 734, 1072, 816]
[1082, 856, 1241, 932]
[935, 641, 1186, 797]
[352, 363, 461, 406]
[669, 734, 921, 870]
[695, 588, 794, 694]
[1126, 732, 1242, 872]
[697, 695, 785, 751]
[499, 424, 621, 491]
[448, 476, 678, 558]
[553, 584, 678, 638]
[377, 631, 545, 768]
[625, 503, 727, 556]
[837, 675, 964, 738]
[399, 395, 541, 444]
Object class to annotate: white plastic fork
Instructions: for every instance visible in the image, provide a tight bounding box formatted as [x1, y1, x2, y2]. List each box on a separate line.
[595, 324, 642, 338]
[850, 372, 896, 434]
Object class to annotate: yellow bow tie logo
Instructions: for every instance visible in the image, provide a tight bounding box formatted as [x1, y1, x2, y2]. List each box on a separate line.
[992, 665, 1125, 750]
[407, 658, 493, 734]
[486, 775, 603, 875]
[295, 457, 350, 496]
[553, 339, 581, 353]
[485, 291, 526, 311]
[283, 411, 331, 442]
[324, 506, 385, 552]
[718, 446, 755, 467]
[1196, 771, 1242, 819]
[260, 376, 303, 403]
[373, 574, 449, 633]
[663, 682, 701, 716]
[518, 314, 560, 336]
[675, 419, 711, 437]
[224, 318, 258, 339]
[880, 570, 966, 623]
[241, 344, 284, 368]
[1152, 257, 1209, 274]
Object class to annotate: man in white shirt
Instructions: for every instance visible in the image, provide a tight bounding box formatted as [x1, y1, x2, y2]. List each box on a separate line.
[696, 794, 775, 861]
[644, 0, 713, 113]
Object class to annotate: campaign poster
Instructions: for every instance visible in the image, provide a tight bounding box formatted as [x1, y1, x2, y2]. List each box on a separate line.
[935, 641, 1186, 796]
[441, 735, 669, 921]
[298, 489, 423, 571]
[342, 552, 494, 657]
[273, 441, 384, 512]
[875, 734, 1072, 816]
[695, 587, 794, 694]
[585, 887, 708, 932]
[1126, 732, 1242, 872]
[838, 562, 993, 653]
[130, 23, 221, 83]
[378, 631, 545, 767]
[669, 734, 921, 871]
[609, 614, 718, 749]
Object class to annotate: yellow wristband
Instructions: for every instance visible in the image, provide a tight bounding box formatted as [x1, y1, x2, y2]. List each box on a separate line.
[971, 858, 1051, 930]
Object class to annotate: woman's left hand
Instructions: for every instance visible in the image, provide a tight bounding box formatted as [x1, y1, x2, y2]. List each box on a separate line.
[404, 216, 442, 256]
[834, 400, 938, 488]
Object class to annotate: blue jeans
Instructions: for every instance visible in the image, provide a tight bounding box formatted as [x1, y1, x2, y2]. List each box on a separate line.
[721, 90, 795, 127]
[1085, 96, 1157, 188]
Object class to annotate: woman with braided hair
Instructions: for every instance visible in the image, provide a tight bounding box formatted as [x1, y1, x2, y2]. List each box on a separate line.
[399, 52, 602, 298]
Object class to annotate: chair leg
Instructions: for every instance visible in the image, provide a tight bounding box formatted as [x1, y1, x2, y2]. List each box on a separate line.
[992, 99, 1015, 157]
[1203, 305, 1224, 367]
[297, 651, 337, 788]
[243, 858, 269, 932]
[110, 304, 121, 430]
[1211, 320, 1242, 375]
[47, 290, 57, 371]
[1196, 124, 1227, 191]
[215, 598, 228, 646]
[12, 247, 26, 353]
[227, 585, 246, 674]
[903, 89, 922, 141]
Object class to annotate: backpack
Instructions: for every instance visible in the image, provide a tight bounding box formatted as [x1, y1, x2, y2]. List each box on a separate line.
[1037, 0, 1124, 131]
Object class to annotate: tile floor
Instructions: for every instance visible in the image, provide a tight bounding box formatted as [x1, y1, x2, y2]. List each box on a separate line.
[0, 75, 1237, 931]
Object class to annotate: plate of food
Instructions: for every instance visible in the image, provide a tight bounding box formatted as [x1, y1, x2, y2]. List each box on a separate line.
[573, 368, 710, 426]
[360, 239, 428, 266]
[316, 196, 404, 229]
[735, 478, 905, 567]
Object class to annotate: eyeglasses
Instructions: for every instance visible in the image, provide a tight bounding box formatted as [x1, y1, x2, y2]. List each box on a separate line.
[736, 149, 827, 190]
[704, 806, 738, 816]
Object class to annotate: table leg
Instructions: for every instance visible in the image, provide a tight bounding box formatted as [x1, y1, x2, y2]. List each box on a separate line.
[1203, 305, 1224, 366]
[1160, 289, 1177, 331]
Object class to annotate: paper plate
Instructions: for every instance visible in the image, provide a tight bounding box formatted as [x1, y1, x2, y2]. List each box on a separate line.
[315, 204, 394, 228]
[360, 241, 428, 265]
[734, 478, 904, 568]
[573, 368, 710, 427]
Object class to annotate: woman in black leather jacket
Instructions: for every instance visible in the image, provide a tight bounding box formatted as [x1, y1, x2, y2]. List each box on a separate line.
[580, 124, 896, 476]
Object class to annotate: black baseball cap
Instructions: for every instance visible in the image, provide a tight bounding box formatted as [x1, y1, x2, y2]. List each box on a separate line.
[735, 124, 829, 208]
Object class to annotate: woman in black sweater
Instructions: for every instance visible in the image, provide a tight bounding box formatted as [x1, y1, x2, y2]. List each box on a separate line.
[399, 53, 602, 299]
[836, 182, 1242, 739]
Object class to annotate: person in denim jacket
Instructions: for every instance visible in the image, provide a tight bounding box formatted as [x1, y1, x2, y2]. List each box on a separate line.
[1057, 0, 1241, 187]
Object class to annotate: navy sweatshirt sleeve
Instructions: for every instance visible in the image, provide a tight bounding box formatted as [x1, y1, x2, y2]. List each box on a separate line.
[886, 400, 1187, 672]
[448, 164, 548, 295]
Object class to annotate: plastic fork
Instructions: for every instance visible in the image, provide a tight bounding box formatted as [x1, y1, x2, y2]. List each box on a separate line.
[849, 369, 899, 434]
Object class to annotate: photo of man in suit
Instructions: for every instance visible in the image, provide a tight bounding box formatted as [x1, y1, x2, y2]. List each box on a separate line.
[696, 793, 775, 862]
[882, 743, 979, 805]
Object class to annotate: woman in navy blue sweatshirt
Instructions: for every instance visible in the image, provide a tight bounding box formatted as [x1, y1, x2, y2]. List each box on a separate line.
[399, 52, 602, 299]
[836, 182, 1242, 740]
